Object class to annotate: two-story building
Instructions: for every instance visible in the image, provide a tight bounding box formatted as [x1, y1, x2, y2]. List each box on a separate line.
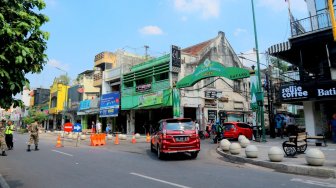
[49, 79, 69, 130]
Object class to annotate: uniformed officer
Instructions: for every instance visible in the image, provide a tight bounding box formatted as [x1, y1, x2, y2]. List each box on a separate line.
[0, 120, 7, 156]
[5, 120, 15, 150]
[27, 118, 40, 152]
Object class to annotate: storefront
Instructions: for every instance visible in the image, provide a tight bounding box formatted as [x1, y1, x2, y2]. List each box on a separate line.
[279, 81, 336, 137]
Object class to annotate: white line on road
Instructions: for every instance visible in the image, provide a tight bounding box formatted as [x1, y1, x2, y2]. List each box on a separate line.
[51, 150, 73, 157]
[291, 178, 336, 187]
[130, 172, 191, 188]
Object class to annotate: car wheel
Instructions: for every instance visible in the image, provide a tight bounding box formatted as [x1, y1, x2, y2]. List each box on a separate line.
[150, 142, 155, 153]
[190, 152, 198, 159]
[157, 145, 164, 159]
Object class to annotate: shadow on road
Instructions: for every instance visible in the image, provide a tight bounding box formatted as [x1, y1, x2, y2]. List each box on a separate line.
[145, 149, 196, 161]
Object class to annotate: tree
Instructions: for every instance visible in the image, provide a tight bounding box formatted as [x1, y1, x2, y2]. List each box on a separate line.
[57, 74, 70, 85]
[0, 0, 49, 109]
[269, 56, 288, 73]
[23, 107, 48, 125]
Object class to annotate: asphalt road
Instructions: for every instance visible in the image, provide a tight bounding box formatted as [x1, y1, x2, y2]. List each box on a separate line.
[0, 133, 335, 188]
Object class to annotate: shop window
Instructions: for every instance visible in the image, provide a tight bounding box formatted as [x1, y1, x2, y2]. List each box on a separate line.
[155, 72, 168, 82]
[124, 81, 133, 88]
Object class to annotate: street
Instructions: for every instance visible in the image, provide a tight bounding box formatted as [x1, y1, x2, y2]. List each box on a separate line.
[0, 133, 335, 188]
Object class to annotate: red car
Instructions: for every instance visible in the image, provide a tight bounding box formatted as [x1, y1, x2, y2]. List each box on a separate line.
[223, 122, 253, 140]
[150, 118, 200, 159]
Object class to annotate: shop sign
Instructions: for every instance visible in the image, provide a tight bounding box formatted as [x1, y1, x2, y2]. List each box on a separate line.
[136, 84, 151, 92]
[280, 85, 309, 101]
[79, 100, 90, 110]
[99, 92, 120, 117]
[208, 110, 217, 121]
[205, 90, 217, 98]
[139, 91, 163, 107]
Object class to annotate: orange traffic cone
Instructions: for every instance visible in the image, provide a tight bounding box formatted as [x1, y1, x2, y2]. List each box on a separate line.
[56, 135, 63, 148]
[146, 133, 150, 143]
[131, 134, 136, 144]
[114, 134, 119, 145]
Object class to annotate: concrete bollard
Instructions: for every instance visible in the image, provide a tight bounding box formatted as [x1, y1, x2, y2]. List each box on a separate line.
[305, 148, 325, 166]
[245, 145, 258, 158]
[229, 143, 241, 155]
[238, 135, 246, 142]
[220, 139, 231, 151]
[67, 133, 73, 139]
[135, 133, 141, 139]
[239, 138, 250, 148]
[268, 147, 284, 162]
[107, 134, 113, 140]
[80, 134, 86, 140]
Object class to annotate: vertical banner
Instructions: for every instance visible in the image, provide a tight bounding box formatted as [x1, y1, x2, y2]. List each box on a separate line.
[173, 88, 181, 117]
[250, 75, 259, 111]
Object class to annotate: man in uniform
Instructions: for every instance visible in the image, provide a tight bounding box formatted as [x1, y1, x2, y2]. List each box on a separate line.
[0, 120, 7, 156]
[5, 120, 15, 150]
[27, 118, 40, 152]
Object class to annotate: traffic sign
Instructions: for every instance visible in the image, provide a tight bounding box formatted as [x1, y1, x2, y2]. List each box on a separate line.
[73, 123, 82, 133]
[64, 122, 73, 132]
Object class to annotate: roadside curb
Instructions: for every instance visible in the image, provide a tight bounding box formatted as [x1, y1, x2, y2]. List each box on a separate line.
[216, 148, 336, 178]
[0, 174, 10, 188]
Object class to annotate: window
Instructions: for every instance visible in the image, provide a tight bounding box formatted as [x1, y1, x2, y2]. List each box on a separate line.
[233, 80, 241, 92]
[204, 77, 215, 87]
[124, 81, 133, 88]
[51, 97, 57, 108]
[155, 72, 168, 81]
[136, 77, 151, 86]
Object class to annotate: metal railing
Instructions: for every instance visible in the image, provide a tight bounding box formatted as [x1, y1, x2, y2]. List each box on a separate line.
[291, 12, 332, 37]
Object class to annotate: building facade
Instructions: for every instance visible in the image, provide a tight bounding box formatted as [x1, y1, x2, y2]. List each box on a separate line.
[49, 79, 69, 130]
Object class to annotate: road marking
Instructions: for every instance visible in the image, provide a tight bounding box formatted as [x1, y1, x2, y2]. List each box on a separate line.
[130, 172, 191, 188]
[0, 174, 10, 188]
[51, 150, 73, 157]
[291, 178, 336, 187]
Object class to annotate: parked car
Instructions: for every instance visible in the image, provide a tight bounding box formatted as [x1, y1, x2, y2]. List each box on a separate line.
[150, 118, 200, 159]
[223, 122, 253, 140]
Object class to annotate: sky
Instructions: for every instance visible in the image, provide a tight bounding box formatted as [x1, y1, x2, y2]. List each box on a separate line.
[27, 0, 308, 88]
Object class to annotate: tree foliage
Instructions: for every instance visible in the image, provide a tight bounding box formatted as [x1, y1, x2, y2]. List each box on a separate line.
[269, 56, 288, 73]
[23, 107, 48, 125]
[0, 0, 49, 109]
[57, 74, 70, 85]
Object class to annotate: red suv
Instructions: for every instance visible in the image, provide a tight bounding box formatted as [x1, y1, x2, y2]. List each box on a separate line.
[223, 122, 253, 140]
[151, 118, 200, 159]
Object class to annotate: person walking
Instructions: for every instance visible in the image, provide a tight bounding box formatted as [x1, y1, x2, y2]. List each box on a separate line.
[329, 113, 336, 143]
[96, 120, 102, 134]
[195, 120, 200, 132]
[275, 114, 284, 139]
[5, 120, 15, 150]
[0, 120, 7, 156]
[27, 118, 40, 152]
[91, 121, 96, 134]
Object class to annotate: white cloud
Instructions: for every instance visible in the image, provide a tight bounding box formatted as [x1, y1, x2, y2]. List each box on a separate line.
[47, 59, 69, 72]
[139, 26, 163, 35]
[45, 0, 57, 7]
[173, 0, 220, 19]
[234, 28, 247, 37]
[257, 0, 307, 14]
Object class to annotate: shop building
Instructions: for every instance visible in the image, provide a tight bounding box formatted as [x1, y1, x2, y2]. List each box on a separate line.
[49, 79, 69, 130]
[268, 0, 336, 137]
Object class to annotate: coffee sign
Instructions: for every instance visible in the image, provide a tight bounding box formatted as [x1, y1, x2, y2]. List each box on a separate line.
[281, 85, 308, 100]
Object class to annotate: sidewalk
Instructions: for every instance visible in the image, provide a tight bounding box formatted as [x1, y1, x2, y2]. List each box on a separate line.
[216, 137, 336, 178]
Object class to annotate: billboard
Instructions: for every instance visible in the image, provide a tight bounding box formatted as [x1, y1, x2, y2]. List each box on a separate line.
[99, 92, 120, 117]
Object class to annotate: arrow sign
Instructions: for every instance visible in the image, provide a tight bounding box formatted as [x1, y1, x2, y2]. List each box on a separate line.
[73, 123, 82, 133]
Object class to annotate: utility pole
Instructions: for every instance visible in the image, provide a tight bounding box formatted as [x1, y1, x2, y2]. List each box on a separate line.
[251, 0, 266, 142]
[144, 45, 149, 60]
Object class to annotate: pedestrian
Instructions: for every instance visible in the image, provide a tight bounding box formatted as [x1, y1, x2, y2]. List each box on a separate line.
[275, 114, 284, 139]
[91, 121, 96, 134]
[5, 120, 15, 150]
[328, 113, 336, 143]
[96, 120, 102, 134]
[27, 118, 41, 152]
[0, 120, 7, 156]
[105, 122, 111, 134]
[194, 120, 200, 132]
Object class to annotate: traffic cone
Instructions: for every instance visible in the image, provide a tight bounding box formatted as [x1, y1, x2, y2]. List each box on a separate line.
[131, 134, 136, 144]
[56, 135, 63, 148]
[114, 134, 119, 145]
[146, 133, 150, 143]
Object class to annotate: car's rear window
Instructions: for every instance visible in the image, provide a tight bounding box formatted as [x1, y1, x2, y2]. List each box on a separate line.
[224, 123, 234, 130]
[165, 121, 194, 131]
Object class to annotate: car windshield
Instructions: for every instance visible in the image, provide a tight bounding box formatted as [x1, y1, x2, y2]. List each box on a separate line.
[165, 122, 194, 131]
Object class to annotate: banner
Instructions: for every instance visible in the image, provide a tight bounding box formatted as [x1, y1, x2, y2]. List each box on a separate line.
[99, 92, 120, 117]
[250, 75, 258, 111]
[138, 91, 163, 107]
[173, 88, 181, 117]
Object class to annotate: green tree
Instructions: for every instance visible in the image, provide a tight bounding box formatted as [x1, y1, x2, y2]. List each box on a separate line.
[23, 107, 48, 125]
[269, 56, 288, 73]
[0, 0, 49, 109]
[57, 74, 70, 85]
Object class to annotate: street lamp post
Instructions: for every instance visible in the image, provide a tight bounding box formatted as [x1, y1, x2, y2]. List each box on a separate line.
[251, 0, 266, 142]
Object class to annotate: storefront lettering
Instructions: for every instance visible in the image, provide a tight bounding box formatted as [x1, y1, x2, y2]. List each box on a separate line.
[317, 88, 336, 96]
[282, 85, 308, 98]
